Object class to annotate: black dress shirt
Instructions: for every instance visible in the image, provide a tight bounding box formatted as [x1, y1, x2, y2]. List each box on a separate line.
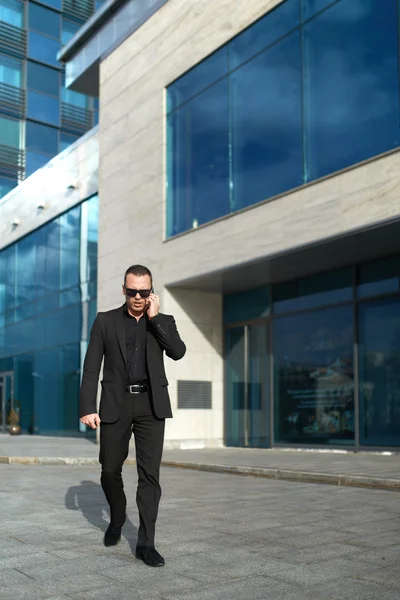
[123, 304, 148, 384]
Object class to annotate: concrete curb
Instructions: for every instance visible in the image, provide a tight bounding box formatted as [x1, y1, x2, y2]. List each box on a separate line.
[1, 455, 400, 491]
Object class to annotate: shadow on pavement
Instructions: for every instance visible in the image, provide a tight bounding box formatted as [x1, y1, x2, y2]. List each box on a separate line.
[64, 480, 138, 553]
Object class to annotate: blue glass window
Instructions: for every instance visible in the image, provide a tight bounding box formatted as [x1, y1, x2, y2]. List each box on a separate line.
[0, 54, 22, 87]
[61, 86, 88, 108]
[167, 0, 400, 237]
[0, 0, 24, 27]
[224, 287, 270, 324]
[0, 115, 20, 147]
[28, 2, 61, 38]
[303, 0, 399, 182]
[27, 90, 60, 126]
[62, 18, 80, 46]
[25, 151, 52, 177]
[0, 176, 17, 199]
[272, 268, 353, 314]
[26, 120, 58, 154]
[230, 0, 300, 69]
[0, 196, 98, 435]
[302, 0, 336, 21]
[357, 256, 400, 299]
[60, 131, 79, 151]
[37, 0, 61, 10]
[28, 31, 60, 67]
[358, 298, 400, 446]
[167, 46, 228, 114]
[231, 30, 303, 211]
[167, 78, 230, 237]
[273, 305, 354, 445]
[27, 61, 59, 96]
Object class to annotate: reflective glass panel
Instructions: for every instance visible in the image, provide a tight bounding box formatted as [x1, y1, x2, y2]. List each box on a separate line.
[167, 46, 228, 114]
[225, 327, 246, 445]
[231, 30, 303, 211]
[37, 0, 62, 9]
[59, 131, 79, 151]
[0, 176, 17, 199]
[0, 54, 22, 87]
[0, 196, 98, 436]
[26, 120, 58, 154]
[28, 2, 61, 38]
[303, 0, 399, 182]
[273, 305, 354, 445]
[61, 86, 88, 108]
[167, 78, 230, 237]
[0, 115, 21, 147]
[60, 206, 80, 289]
[27, 61, 59, 96]
[0, 0, 24, 27]
[358, 298, 400, 446]
[225, 324, 269, 447]
[62, 18, 80, 46]
[357, 256, 400, 299]
[273, 268, 353, 314]
[302, 0, 337, 21]
[230, 0, 300, 69]
[27, 90, 60, 126]
[223, 287, 270, 324]
[25, 151, 52, 177]
[28, 31, 60, 67]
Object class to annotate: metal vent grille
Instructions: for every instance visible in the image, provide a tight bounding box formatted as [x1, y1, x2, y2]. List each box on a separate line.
[0, 83, 25, 119]
[62, 0, 94, 21]
[61, 102, 93, 133]
[0, 22, 26, 57]
[0, 144, 25, 179]
[177, 381, 212, 409]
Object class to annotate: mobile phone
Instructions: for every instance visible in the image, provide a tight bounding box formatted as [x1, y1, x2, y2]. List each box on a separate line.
[145, 286, 155, 312]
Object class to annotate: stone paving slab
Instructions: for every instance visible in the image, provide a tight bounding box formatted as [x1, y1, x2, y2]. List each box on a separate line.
[1, 464, 400, 600]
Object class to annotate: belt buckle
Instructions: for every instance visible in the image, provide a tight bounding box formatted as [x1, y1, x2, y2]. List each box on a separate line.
[129, 385, 140, 394]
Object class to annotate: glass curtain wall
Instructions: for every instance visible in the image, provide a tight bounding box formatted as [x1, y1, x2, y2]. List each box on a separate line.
[0, 194, 98, 436]
[167, 0, 400, 237]
[224, 255, 400, 449]
[0, 0, 97, 199]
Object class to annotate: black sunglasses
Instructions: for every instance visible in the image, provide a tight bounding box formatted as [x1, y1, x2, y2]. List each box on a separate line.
[124, 287, 153, 298]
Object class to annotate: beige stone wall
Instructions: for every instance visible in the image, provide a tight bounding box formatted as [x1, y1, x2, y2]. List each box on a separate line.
[0, 128, 98, 251]
[97, 0, 400, 447]
[98, 0, 286, 447]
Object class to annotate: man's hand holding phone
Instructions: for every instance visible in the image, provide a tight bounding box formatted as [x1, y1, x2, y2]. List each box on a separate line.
[146, 293, 160, 319]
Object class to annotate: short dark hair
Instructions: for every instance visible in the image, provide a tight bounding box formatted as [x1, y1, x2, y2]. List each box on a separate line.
[124, 264, 153, 286]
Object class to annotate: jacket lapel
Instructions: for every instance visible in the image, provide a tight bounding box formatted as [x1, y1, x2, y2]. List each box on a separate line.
[114, 305, 127, 365]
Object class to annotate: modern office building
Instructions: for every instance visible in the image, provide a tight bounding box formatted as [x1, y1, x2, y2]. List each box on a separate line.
[1, 0, 400, 450]
[0, 0, 98, 200]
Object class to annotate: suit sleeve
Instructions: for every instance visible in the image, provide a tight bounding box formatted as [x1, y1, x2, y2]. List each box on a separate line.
[150, 314, 186, 361]
[79, 314, 104, 417]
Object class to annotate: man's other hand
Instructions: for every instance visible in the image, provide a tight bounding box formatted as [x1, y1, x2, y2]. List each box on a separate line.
[80, 413, 101, 429]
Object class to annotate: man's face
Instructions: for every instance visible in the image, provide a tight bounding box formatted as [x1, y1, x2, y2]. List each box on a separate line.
[123, 274, 152, 314]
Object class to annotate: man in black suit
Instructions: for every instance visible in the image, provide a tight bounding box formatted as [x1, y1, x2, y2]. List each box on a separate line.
[79, 264, 186, 567]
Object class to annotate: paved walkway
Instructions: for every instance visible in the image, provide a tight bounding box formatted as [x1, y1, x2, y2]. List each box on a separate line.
[1, 463, 400, 600]
[1, 435, 400, 491]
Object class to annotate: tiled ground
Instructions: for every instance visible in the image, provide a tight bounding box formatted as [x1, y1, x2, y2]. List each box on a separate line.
[1, 463, 400, 599]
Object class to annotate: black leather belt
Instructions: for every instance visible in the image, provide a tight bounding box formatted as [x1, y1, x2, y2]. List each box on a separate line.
[125, 383, 148, 394]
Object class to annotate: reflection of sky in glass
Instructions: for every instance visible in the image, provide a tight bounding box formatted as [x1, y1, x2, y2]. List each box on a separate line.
[167, 0, 400, 237]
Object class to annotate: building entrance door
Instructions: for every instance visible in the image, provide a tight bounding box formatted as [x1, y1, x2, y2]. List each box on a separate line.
[0, 371, 14, 433]
[225, 322, 269, 447]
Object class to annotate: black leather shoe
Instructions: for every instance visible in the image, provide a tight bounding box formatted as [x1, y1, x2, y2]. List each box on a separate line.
[104, 525, 121, 547]
[135, 546, 165, 567]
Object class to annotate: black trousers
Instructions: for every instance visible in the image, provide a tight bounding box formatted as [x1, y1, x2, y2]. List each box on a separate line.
[99, 392, 165, 547]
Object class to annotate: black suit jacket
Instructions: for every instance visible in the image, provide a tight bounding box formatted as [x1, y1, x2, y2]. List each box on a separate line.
[79, 305, 186, 421]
